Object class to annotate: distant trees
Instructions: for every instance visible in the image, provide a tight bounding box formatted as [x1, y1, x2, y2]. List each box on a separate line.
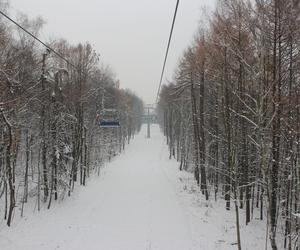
[0, 4, 143, 226]
[158, 0, 300, 249]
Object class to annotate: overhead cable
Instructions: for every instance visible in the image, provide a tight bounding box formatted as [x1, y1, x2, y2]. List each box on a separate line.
[155, 0, 180, 104]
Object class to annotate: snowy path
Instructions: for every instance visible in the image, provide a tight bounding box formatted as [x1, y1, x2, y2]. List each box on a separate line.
[1, 125, 269, 250]
[0, 125, 193, 250]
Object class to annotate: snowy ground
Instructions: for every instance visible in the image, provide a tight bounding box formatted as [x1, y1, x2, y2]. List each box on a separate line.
[0, 125, 268, 250]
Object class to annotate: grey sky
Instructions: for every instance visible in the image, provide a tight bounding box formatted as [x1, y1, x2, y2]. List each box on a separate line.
[10, 0, 215, 104]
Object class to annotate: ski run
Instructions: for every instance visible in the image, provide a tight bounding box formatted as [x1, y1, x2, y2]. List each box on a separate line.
[1, 125, 269, 250]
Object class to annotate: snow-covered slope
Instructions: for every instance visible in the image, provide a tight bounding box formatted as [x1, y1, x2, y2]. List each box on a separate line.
[0, 125, 267, 250]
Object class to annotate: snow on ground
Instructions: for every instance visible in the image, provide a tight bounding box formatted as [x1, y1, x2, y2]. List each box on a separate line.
[0, 124, 268, 250]
[159, 147, 269, 250]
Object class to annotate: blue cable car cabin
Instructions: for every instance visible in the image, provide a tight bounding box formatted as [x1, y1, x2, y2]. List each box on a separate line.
[97, 109, 120, 128]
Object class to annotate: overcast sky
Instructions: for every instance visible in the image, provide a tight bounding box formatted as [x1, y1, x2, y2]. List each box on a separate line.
[10, 0, 215, 104]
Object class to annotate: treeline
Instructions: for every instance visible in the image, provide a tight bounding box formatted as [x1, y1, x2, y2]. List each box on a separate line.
[157, 0, 300, 249]
[0, 3, 144, 226]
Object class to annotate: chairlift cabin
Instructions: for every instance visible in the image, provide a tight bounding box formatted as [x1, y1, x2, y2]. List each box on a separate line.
[97, 109, 120, 128]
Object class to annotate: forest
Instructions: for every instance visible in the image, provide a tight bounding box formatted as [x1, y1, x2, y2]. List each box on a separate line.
[1, 0, 300, 249]
[0, 1, 144, 227]
[157, 0, 300, 249]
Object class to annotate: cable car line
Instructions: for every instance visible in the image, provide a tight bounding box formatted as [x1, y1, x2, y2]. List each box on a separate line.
[0, 10, 107, 100]
[1, 2, 180, 106]
[0, 10, 121, 128]
[0, 10, 77, 69]
[155, 0, 180, 104]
